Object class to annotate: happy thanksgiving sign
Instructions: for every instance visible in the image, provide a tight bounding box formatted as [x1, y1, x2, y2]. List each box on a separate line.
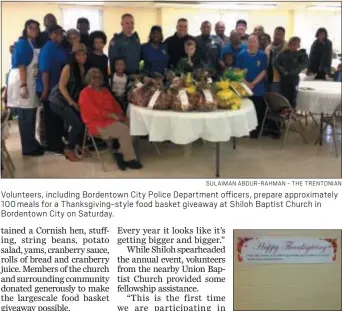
[237, 237, 338, 263]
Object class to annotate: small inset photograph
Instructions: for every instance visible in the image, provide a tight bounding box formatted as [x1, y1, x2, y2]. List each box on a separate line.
[233, 229, 341, 311]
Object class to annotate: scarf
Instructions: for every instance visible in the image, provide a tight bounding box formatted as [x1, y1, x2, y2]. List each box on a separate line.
[270, 42, 285, 67]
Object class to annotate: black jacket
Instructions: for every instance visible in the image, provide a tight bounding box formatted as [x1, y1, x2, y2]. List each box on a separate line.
[308, 39, 333, 74]
[275, 49, 309, 77]
[176, 55, 206, 73]
[165, 33, 195, 68]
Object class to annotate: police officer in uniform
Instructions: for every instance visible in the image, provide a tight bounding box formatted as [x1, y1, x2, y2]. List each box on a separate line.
[196, 21, 223, 77]
[108, 14, 141, 75]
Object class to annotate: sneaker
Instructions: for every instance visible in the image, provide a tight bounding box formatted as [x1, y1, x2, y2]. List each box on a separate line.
[124, 160, 143, 169]
[113, 153, 126, 171]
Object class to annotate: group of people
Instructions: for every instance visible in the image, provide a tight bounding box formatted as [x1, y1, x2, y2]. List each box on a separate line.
[4, 12, 341, 170]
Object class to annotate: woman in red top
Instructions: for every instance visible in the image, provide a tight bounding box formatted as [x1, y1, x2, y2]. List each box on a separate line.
[79, 68, 142, 170]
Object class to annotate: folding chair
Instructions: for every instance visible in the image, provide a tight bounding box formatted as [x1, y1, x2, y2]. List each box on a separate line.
[1, 108, 15, 178]
[260, 92, 308, 148]
[82, 128, 110, 172]
[315, 103, 341, 157]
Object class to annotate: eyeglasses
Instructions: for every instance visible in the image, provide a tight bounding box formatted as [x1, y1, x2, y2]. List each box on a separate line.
[92, 75, 102, 80]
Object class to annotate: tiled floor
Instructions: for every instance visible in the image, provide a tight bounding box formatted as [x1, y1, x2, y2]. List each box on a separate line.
[1, 121, 341, 178]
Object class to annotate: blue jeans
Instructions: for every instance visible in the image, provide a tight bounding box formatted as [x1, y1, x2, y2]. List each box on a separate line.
[17, 108, 41, 154]
[268, 82, 281, 93]
[49, 102, 84, 149]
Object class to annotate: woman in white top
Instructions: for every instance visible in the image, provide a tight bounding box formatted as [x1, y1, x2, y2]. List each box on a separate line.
[7, 20, 44, 156]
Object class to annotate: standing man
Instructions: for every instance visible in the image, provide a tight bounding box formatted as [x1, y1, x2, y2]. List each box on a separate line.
[236, 35, 268, 138]
[108, 14, 141, 75]
[258, 33, 271, 52]
[253, 25, 265, 37]
[196, 21, 222, 75]
[77, 17, 91, 49]
[265, 26, 288, 92]
[40, 14, 57, 45]
[220, 30, 247, 66]
[165, 18, 195, 69]
[236, 19, 249, 44]
[214, 21, 230, 46]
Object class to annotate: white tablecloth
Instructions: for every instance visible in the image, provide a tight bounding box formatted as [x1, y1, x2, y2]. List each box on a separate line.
[297, 81, 341, 114]
[129, 99, 257, 145]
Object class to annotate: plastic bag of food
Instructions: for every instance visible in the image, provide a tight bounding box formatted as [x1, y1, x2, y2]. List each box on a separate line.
[171, 89, 196, 112]
[145, 75, 170, 110]
[147, 88, 171, 110]
[196, 79, 217, 111]
[215, 80, 230, 91]
[159, 89, 173, 110]
[223, 68, 247, 82]
[127, 74, 145, 106]
[216, 89, 242, 109]
[230, 81, 253, 97]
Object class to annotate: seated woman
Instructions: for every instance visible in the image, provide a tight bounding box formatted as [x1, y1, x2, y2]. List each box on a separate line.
[79, 68, 142, 171]
[177, 39, 206, 73]
[49, 43, 88, 161]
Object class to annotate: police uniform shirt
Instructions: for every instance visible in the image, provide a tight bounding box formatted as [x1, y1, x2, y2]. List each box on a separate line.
[195, 35, 222, 70]
[108, 32, 141, 75]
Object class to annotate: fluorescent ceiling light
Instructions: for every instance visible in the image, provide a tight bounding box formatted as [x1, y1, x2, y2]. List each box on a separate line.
[154, 1, 278, 10]
[307, 4, 341, 11]
[60, 1, 104, 5]
[200, 2, 278, 10]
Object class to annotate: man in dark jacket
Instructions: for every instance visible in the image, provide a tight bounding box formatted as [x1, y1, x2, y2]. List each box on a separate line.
[165, 18, 195, 68]
[108, 14, 141, 75]
[275, 36, 309, 108]
[77, 17, 92, 50]
[40, 14, 57, 45]
[195, 21, 222, 75]
[215, 21, 230, 45]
